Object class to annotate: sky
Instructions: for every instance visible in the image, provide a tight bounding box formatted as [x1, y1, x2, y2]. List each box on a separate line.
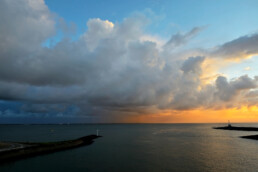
[0, 0, 258, 123]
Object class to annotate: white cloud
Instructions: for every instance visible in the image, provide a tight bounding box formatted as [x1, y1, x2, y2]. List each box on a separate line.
[244, 66, 251, 71]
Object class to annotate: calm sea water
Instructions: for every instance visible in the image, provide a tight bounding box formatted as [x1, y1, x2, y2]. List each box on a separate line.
[1, 123, 258, 172]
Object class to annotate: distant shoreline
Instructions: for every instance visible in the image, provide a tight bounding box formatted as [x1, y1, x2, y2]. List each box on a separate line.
[0, 135, 101, 164]
[241, 135, 258, 140]
[213, 125, 258, 141]
[213, 126, 258, 131]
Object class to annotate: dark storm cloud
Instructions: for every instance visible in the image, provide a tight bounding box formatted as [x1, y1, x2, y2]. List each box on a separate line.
[1, 0, 258, 119]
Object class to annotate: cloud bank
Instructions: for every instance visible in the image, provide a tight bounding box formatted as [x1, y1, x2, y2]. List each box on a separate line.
[0, 0, 258, 121]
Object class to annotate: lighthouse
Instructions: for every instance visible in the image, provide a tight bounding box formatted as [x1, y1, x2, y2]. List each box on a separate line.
[228, 120, 232, 128]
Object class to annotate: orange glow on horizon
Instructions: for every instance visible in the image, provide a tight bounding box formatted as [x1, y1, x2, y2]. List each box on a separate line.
[122, 106, 258, 123]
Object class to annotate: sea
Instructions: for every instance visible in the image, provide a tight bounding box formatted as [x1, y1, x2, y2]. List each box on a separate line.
[1, 123, 258, 172]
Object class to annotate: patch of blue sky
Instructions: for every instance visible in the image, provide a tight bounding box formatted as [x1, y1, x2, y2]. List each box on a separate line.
[44, 0, 258, 49]
[219, 55, 258, 79]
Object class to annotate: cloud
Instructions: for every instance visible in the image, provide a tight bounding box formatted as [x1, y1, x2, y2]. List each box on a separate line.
[244, 66, 251, 71]
[0, 0, 258, 121]
[215, 75, 258, 101]
[246, 90, 258, 98]
[82, 18, 115, 51]
[0, 0, 55, 51]
[181, 56, 205, 74]
[164, 27, 205, 50]
[212, 33, 258, 59]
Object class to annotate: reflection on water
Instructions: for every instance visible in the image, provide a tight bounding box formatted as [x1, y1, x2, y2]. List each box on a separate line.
[1, 124, 258, 172]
